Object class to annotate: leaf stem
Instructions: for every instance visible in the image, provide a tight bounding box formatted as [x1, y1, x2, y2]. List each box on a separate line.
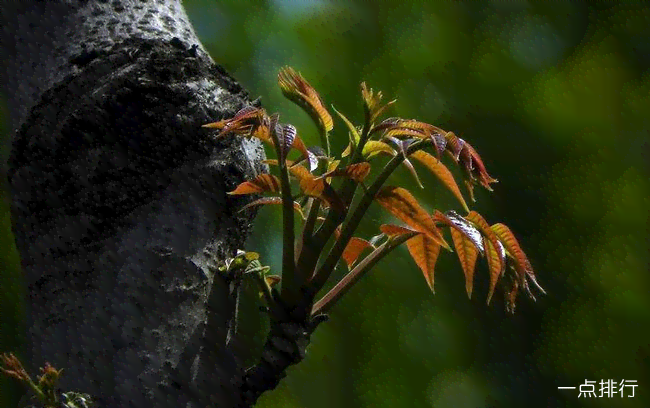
[311, 232, 418, 315]
[308, 139, 431, 296]
[270, 127, 298, 303]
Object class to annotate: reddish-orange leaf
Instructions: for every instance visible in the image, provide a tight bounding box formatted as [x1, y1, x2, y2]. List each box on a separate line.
[341, 237, 373, 269]
[379, 224, 421, 238]
[240, 197, 305, 219]
[411, 151, 470, 212]
[406, 234, 441, 292]
[483, 236, 505, 304]
[228, 174, 281, 195]
[251, 122, 273, 145]
[321, 162, 371, 183]
[300, 176, 325, 198]
[392, 119, 445, 135]
[382, 127, 427, 140]
[278, 67, 333, 133]
[203, 106, 267, 139]
[432, 210, 482, 297]
[504, 276, 519, 314]
[450, 228, 480, 298]
[491, 223, 544, 295]
[264, 159, 324, 197]
[371, 118, 444, 137]
[266, 275, 282, 288]
[292, 136, 318, 171]
[465, 211, 504, 304]
[375, 186, 450, 250]
[369, 117, 401, 135]
[444, 131, 465, 161]
[202, 106, 260, 129]
[431, 210, 483, 252]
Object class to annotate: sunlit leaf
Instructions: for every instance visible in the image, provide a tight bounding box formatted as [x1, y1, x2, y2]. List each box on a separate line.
[491, 223, 545, 296]
[462, 142, 498, 191]
[361, 82, 395, 124]
[379, 224, 421, 239]
[406, 234, 441, 292]
[371, 118, 444, 138]
[292, 136, 318, 171]
[431, 211, 482, 297]
[362, 140, 396, 159]
[375, 186, 450, 250]
[451, 227, 480, 298]
[465, 211, 505, 304]
[341, 237, 373, 269]
[228, 174, 281, 195]
[432, 211, 483, 252]
[278, 67, 333, 134]
[240, 197, 305, 219]
[411, 151, 470, 212]
[332, 105, 361, 150]
[203, 106, 261, 130]
[369, 117, 402, 135]
[251, 122, 273, 145]
[444, 131, 465, 161]
[203, 106, 268, 140]
[321, 162, 371, 183]
[342, 143, 353, 158]
[382, 127, 427, 140]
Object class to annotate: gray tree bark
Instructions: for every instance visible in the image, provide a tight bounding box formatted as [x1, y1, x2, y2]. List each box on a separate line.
[1, 1, 265, 407]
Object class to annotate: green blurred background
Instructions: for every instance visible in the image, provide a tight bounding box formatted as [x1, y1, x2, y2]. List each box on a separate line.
[1, 1, 648, 407]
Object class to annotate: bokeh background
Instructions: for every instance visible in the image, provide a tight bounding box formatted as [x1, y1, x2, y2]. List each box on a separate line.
[1, 1, 648, 407]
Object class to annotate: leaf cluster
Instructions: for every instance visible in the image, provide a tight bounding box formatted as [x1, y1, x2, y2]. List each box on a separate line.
[203, 67, 544, 321]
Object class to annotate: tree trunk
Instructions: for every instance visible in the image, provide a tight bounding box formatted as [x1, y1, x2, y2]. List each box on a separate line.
[1, 1, 264, 407]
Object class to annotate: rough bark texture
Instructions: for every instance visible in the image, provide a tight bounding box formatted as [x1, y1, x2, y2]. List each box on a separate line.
[1, 1, 264, 407]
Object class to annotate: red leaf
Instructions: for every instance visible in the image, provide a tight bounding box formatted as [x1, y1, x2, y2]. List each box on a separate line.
[240, 197, 305, 219]
[450, 228, 480, 298]
[432, 210, 483, 252]
[228, 174, 281, 195]
[379, 224, 422, 238]
[406, 234, 441, 292]
[278, 67, 333, 133]
[379, 224, 421, 238]
[461, 142, 498, 192]
[375, 186, 450, 250]
[411, 151, 470, 212]
[321, 162, 371, 183]
[292, 136, 318, 171]
[491, 223, 545, 297]
[465, 211, 505, 304]
[342, 237, 373, 269]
